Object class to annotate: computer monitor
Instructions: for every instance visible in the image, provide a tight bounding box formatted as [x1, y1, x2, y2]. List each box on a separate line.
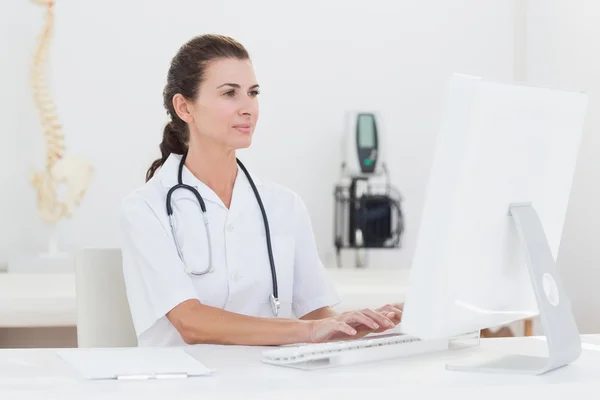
[400, 74, 588, 374]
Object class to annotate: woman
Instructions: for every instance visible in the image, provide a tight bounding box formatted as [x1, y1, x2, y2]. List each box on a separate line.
[120, 34, 403, 347]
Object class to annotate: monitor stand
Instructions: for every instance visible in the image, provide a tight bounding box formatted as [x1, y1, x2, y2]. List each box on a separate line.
[446, 202, 581, 375]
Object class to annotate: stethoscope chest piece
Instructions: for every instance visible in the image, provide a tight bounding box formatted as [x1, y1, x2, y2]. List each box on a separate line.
[269, 294, 280, 317]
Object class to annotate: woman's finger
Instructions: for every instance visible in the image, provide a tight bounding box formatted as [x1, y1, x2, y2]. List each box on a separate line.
[360, 308, 395, 328]
[377, 303, 404, 312]
[342, 311, 380, 330]
[377, 305, 403, 322]
[335, 321, 358, 337]
[388, 308, 404, 322]
[385, 311, 397, 321]
[311, 320, 357, 342]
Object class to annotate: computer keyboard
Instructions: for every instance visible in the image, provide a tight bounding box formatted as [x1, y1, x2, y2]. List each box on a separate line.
[262, 333, 449, 370]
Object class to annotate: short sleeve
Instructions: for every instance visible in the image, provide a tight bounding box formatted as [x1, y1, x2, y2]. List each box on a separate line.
[291, 194, 340, 318]
[119, 194, 198, 338]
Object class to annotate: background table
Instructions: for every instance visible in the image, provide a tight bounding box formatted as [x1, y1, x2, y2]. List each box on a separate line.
[0, 267, 409, 348]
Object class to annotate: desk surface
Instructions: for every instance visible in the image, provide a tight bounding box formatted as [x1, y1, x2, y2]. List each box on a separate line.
[0, 268, 408, 328]
[1, 336, 600, 399]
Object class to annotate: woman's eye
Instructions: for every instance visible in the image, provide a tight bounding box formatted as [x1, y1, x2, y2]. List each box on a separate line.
[224, 90, 235, 97]
[249, 90, 260, 97]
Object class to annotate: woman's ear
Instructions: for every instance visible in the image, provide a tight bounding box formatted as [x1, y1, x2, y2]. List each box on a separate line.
[172, 94, 194, 124]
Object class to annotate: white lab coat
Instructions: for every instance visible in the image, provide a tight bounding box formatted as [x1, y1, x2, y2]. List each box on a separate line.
[119, 153, 339, 346]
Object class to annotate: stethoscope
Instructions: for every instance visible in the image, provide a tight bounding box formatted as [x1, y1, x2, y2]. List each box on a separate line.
[166, 151, 280, 317]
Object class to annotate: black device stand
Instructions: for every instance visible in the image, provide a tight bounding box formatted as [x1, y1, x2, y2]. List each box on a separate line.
[334, 174, 404, 268]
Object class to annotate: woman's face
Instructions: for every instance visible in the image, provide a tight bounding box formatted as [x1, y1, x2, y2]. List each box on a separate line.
[180, 57, 260, 150]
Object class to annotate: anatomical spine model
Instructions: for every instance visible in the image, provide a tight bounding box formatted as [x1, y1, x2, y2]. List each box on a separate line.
[29, 0, 94, 224]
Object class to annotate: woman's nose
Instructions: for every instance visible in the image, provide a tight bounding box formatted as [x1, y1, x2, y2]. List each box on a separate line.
[239, 100, 256, 116]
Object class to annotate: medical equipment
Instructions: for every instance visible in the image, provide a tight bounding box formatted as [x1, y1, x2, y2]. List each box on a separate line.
[166, 151, 280, 317]
[262, 331, 448, 370]
[401, 74, 587, 374]
[340, 112, 384, 176]
[334, 111, 405, 268]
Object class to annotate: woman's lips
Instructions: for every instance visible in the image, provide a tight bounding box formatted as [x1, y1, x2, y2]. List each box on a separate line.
[233, 124, 252, 134]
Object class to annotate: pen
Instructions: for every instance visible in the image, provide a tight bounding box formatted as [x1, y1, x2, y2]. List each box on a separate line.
[116, 373, 189, 380]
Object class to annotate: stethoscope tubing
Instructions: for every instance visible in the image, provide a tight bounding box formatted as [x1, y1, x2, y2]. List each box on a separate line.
[165, 151, 279, 306]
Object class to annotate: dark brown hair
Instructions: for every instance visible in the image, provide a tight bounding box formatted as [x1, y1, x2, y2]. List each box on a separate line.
[145, 34, 250, 182]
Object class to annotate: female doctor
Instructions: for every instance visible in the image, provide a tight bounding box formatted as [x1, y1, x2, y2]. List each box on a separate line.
[119, 34, 403, 347]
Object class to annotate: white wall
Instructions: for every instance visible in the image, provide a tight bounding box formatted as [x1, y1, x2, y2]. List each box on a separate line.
[0, 0, 516, 270]
[526, 0, 600, 333]
[0, 1, 44, 268]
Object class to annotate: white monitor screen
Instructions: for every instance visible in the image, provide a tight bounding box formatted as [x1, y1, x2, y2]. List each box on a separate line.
[401, 74, 588, 340]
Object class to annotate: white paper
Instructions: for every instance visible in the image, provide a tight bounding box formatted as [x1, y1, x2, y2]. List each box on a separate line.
[57, 347, 214, 380]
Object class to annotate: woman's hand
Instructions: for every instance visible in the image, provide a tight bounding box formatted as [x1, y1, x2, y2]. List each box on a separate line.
[306, 309, 397, 343]
[374, 302, 404, 325]
[325, 303, 404, 341]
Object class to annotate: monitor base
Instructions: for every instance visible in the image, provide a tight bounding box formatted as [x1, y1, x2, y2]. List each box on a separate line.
[446, 203, 581, 375]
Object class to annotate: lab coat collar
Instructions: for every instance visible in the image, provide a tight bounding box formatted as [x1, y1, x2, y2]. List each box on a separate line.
[158, 153, 264, 209]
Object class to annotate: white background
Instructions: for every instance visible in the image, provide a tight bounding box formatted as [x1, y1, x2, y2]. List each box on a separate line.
[0, 0, 515, 267]
[526, 0, 600, 333]
[0, 1, 596, 332]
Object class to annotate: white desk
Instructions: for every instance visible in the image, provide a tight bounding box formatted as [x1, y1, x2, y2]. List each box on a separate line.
[1, 336, 600, 399]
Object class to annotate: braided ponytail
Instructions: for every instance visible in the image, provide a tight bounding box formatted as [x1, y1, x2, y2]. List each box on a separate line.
[145, 120, 188, 182]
